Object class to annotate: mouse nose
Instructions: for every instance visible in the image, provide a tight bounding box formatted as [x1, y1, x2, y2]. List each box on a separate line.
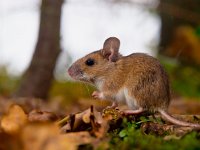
[68, 65, 74, 77]
[68, 64, 81, 78]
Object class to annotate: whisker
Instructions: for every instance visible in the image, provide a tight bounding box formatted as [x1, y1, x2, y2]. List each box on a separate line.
[83, 83, 91, 95]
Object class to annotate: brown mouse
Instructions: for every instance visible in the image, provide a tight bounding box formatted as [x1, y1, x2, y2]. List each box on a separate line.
[68, 37, 200, 128]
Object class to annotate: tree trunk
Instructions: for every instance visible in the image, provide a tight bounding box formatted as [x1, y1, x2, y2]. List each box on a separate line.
[157, 0, 200, 53]
[15, 0, 64, 99]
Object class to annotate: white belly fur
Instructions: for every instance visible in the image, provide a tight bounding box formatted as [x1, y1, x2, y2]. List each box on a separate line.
[115, 88, 126, 103]
[115, 88, 138, 109]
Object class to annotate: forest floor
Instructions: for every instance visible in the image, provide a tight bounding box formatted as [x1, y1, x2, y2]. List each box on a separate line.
[0, 95, 200, 150]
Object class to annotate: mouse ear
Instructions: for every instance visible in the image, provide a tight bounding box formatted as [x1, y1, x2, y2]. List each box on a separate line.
[101, 37, 120, 62]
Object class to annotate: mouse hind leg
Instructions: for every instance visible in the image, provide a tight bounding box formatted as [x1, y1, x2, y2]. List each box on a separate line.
[122, 88, 144, 115]
[122, 107, 143, 115]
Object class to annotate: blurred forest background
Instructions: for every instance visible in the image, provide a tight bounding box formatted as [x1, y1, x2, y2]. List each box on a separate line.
[1, 0, 200, 149]
[0, 0, 200, 110]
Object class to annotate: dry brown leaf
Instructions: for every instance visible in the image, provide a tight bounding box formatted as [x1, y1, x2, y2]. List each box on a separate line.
[60, 123, 71, 133]
[0, 97, 14, 115]
[72, 108, 91, 130]
[90, 106, 107, 138]
[141, 122, 194, 137]
[91, 118, 109, 139]
[163, 135, 182, 140]
[0, 132, 22, 150]
[28, 109, 58, 122]
[91, 107, 122, 138]
[1, 105, 28, 134]
[21, 123, 94, 150]
[41, 136, 76, 150]
[43, 131, 94, 150]
[71, 106, 103, 131]
[62, 131, 94, 145]
[58, 106, 111, 138]
[21, 123, 60, 150]
[81, 108, 91, 123]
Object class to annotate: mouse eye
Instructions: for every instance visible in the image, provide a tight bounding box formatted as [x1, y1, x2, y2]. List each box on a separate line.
[85, 58, 95, 66]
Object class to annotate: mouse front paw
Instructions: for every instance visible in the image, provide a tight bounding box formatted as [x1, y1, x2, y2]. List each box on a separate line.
[92, 91, 104, 99]
[106, 102, 118, 109]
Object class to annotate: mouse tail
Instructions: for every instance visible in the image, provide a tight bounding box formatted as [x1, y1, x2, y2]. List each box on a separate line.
[158, 109, 200, 128]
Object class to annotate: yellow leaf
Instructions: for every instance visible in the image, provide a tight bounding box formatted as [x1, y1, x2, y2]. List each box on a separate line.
[21, 123, 93, 150]
[1, 105, 28, 134]
[21, 123, 60, 150]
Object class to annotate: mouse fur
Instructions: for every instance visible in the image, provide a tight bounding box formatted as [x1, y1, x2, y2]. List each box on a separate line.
[68, 37, 200, 128]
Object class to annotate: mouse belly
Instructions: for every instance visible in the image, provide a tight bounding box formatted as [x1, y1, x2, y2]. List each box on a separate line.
[115, 88, 139, 109]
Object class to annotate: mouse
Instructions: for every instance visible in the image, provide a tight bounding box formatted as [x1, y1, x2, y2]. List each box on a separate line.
[68, 37, 200, 128]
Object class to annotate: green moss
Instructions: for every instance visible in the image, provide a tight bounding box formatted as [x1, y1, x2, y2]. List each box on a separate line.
[109, 119, 200, 150]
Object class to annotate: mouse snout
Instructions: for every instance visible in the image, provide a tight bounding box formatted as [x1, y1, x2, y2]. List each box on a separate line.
[68, 64, 82, 79]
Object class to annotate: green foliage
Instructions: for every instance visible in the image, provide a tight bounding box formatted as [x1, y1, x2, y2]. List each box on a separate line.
[0, 66, 19, 96]
[49, 80, 94, 103]
[195, 26, 200, 38]
[159, 57, 200, 99]
[171, 66, 200, 98]
[109, 119, 200, 150]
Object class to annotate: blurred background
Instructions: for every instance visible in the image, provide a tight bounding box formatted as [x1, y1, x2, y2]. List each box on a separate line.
[0, 0, 200, 112]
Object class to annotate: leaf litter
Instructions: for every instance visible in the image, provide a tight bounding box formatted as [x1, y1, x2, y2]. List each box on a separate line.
[0, 97, 200, 150]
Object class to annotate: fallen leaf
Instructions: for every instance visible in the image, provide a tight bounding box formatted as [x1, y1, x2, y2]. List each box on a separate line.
[44, 132, 95, 150]
[1, 105, 28, 134]
[0, 132, 22, 150]
[21, 123, 94, 150]
[164, 135, 181, 140]
[21, 123, 60, 150]
[28, 109, 58, 122]
[141, 122, 194, 137]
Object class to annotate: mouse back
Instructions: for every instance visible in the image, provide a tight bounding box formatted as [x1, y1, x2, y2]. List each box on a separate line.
[122, 53, 171, 112]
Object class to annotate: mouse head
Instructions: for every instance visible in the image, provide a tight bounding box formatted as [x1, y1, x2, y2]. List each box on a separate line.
[68, 37, 121, 83]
